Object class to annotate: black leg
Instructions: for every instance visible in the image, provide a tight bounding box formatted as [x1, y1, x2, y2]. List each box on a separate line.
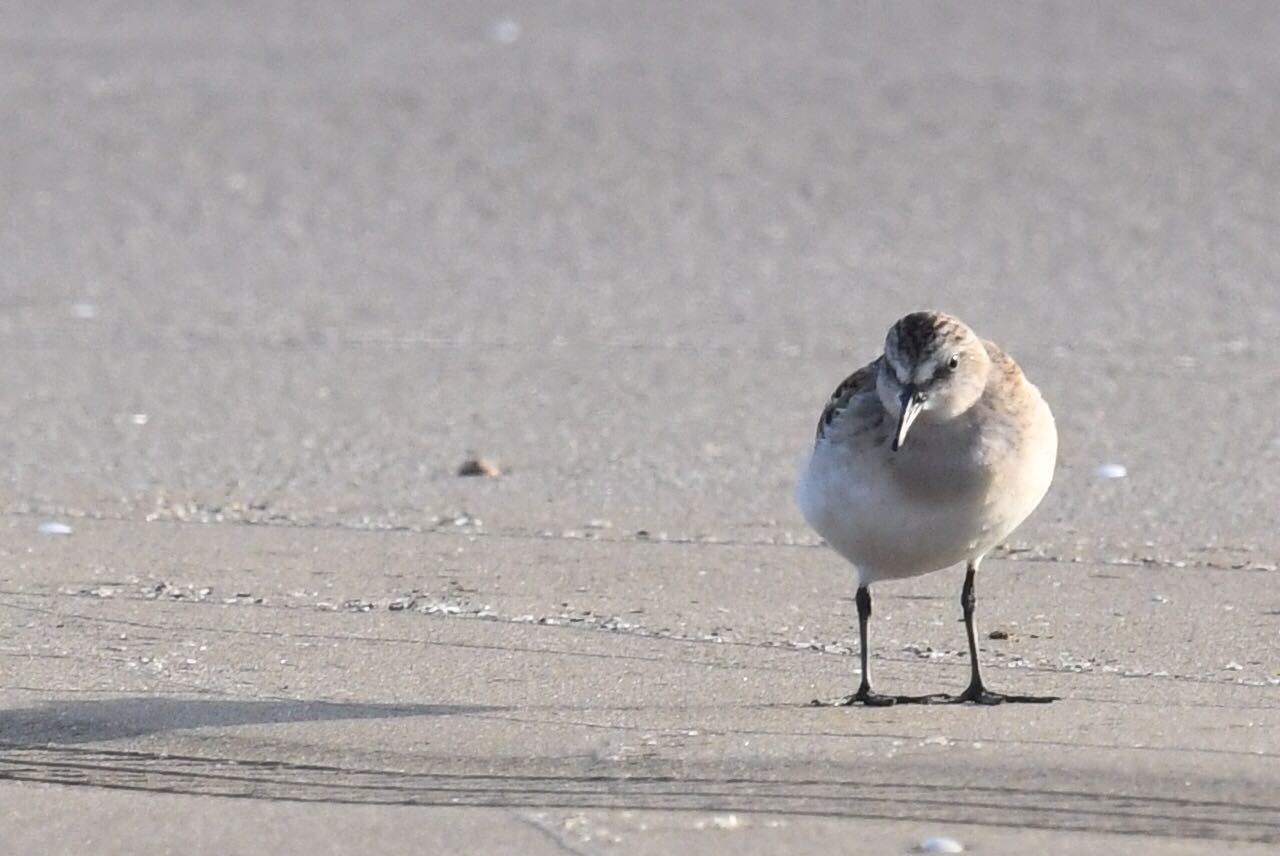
[961, 562, 984, 693]
[842, 586, 897, 706]
[953, 560, 1056, 705]
[824, 586, 950, 706]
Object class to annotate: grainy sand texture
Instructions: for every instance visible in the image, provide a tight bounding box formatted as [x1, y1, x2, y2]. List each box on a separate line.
[1, 2, 1278, 853]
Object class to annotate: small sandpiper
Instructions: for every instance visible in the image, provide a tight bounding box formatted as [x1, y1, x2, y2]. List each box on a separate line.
[796, 311, 1058, 705]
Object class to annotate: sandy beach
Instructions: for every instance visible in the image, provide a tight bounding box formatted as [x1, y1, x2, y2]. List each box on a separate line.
[1, 2, 1277, 852]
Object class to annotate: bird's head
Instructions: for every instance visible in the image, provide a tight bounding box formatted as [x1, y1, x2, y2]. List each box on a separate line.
[876, 311, 992, 451]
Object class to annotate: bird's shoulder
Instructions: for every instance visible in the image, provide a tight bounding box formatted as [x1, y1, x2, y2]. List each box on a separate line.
[980, 339, 1038, 410]
[981, 339, 1017, 374]
[815, 357, 886, 441]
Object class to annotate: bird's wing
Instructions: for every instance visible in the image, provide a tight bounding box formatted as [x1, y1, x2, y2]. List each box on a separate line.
[815, 357, 885, 441]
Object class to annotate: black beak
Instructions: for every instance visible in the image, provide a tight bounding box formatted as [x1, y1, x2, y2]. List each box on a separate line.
[892, 386, 925, 452]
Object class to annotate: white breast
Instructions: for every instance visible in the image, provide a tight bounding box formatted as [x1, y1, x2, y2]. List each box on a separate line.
[796, 395, 1056, 586]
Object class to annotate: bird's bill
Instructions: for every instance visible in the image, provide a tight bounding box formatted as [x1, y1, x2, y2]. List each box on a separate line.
[892, 387, 924, 451]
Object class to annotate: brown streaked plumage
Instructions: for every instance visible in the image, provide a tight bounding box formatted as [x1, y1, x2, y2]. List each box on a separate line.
[816, 359, 880, 440]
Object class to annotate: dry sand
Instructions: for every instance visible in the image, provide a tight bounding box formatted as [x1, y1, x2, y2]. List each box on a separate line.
[1, 2, 1277, 853]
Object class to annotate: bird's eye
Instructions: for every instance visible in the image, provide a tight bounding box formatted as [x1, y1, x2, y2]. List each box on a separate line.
[947, 355, 960, 370]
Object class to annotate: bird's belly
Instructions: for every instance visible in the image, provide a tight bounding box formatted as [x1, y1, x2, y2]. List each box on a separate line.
[810, 491, 988, 580]
[796, 441, 1049, 583]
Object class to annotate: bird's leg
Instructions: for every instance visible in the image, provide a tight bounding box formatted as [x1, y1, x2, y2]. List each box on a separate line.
[958, 562, 990, 698]
[842, 586, 896, 706]
[954, 560, 1056, 705]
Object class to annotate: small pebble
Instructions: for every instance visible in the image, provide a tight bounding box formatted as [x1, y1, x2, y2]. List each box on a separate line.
[38, 521, 73, 536]
[1094, 463, 1127, 479]
[919, 836, 964, 853]
[457, 457, 501, 477]
[987, 629, 1010, 640]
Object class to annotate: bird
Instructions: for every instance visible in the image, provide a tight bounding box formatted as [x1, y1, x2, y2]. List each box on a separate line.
[795, 311, 1058, 705]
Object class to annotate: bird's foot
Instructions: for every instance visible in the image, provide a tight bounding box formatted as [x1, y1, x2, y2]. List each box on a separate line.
[810, 689, 955, 707]
[809, 685, 897, 707]
[843, 688, 898, 707]
[953, 684, 1057, 705]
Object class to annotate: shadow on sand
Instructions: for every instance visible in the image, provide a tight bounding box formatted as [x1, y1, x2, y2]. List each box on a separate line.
[0, 696, 499, 745]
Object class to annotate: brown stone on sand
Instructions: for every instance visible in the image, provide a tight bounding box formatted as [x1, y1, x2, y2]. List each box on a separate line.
[457, 457, 501, 478]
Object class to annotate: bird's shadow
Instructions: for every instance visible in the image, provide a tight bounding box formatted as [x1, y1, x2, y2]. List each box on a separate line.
[0, 696, 500, 745]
